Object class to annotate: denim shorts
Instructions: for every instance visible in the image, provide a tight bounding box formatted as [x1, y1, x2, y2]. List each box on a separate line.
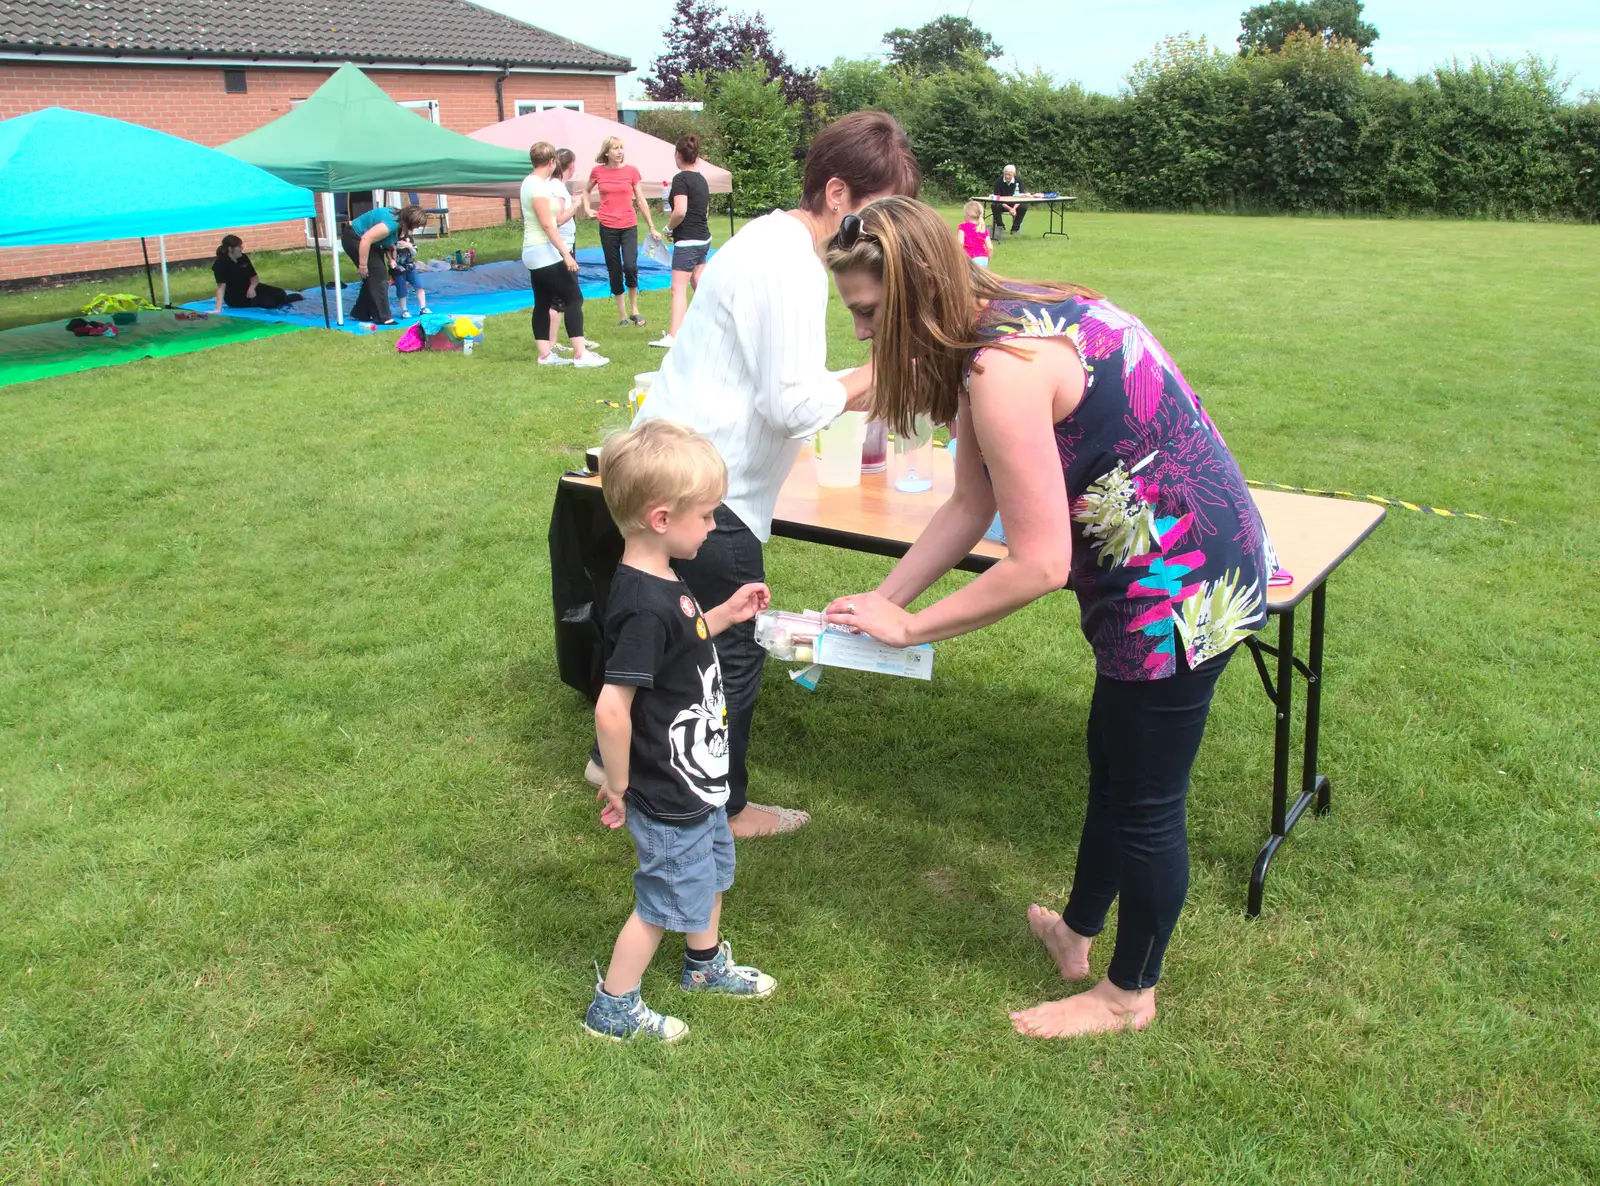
[625, 805, 735, 932]
[392, 266, 424, 298]
[672, 243, 710, 273]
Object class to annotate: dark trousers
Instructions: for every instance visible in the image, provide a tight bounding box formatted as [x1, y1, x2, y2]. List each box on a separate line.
[226, 283, 298, 309]
[1061, 647, 1233, 990]
[529, 259, 584, 341]
[990, 202, 1027, 236]
[673, 506, 765, 817]
[339, 225, 392, 322]
[598, 224, 639, 296]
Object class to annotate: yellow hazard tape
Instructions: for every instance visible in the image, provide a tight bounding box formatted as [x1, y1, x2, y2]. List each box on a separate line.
[1246, 480, 1512, 524]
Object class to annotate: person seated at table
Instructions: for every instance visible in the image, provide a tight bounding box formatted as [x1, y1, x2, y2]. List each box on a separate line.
[991, 164, 1025, 239]
[211, 235, 304, 312]
[823, 196, 1278, 1038]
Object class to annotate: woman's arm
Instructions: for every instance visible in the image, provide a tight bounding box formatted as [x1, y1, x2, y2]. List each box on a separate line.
[827, 346, 1079, 646]
[667, 194, 687, 233]
[214, 283, 226, 313]
[357, 223, 388, 274]
[872, 395, 996, 607]
[633, 181, 660, 237]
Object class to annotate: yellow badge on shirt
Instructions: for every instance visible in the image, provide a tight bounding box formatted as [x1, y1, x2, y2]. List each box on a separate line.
[696, 617, 708, 640]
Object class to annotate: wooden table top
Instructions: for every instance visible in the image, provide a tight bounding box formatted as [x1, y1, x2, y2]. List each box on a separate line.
[565, 446, 1384, 612]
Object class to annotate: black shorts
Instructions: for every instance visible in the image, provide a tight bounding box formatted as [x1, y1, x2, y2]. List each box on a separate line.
[672, 243, 710, 273]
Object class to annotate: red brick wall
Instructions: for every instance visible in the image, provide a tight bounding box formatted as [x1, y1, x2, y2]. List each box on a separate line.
[0, 61, 619, 284]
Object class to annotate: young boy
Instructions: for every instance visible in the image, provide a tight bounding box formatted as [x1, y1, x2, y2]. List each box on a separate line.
[389, 232, 429, 318]
[586, 419, 777, 1043]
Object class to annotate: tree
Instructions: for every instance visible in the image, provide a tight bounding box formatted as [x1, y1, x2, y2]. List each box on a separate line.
[883, 16, 1002, 76]
[1238, 0, 1378, 58]
[643, 0, 823, 111]
[686, 57, 801, 214]
[819, 56, 894, 117]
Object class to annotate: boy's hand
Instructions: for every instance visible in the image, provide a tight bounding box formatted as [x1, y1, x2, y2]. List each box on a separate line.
[724, 582, 771, 624]
[598, 781, 626, 829]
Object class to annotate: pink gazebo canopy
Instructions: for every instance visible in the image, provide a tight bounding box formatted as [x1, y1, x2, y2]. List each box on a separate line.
[459, 108, 731, 199]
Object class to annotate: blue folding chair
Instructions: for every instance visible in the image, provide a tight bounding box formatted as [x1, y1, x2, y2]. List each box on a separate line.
[406, 192, 450, 237]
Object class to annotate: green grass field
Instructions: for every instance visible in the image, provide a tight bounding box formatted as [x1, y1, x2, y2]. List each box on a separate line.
[3, 210, 1597, 1183]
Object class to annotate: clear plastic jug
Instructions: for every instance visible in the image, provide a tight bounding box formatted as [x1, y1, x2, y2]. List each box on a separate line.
[815, 411, 867, 487]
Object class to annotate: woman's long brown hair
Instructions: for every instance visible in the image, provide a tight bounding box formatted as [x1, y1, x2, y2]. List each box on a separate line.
[823, 196, 1100, 434]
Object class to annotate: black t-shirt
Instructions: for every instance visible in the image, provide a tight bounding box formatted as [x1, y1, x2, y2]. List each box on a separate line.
[993, 176, 1022, 198]
[603, 565, 730, 822]
[668, 170, 711, 243]
[211, 253, 257, 304]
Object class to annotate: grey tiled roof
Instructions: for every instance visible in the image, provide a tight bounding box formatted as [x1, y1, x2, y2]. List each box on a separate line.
[0, 0, 631, 71]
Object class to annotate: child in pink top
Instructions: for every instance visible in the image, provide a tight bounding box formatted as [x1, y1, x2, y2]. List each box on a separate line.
[958, 200, 992, 269]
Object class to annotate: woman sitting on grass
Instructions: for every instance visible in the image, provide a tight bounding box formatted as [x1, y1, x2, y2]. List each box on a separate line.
[211, 235, 304, 312]
[823, 196, 1278, 1038]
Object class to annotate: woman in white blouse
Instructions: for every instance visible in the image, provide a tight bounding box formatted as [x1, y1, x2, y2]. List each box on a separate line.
[612, 111, 922, 838]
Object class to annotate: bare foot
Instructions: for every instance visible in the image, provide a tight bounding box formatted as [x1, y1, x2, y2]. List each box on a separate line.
[728, 802, 809, 839]
[1010, 977, 1156, 1039]
[1027, 904, 1092, 981]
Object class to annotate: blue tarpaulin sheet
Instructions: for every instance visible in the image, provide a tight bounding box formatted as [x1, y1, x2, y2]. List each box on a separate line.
[183, 250, 700, 334]
[0, 108, 313, 247]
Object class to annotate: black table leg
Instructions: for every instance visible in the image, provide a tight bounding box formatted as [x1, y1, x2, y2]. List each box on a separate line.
[1043, 201, 1070, 240]
[1244, 585, 1332, 917]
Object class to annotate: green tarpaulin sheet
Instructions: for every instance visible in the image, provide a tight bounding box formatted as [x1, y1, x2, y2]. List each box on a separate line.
[222, 64, 533, 193]
[0, 312, 303, 388]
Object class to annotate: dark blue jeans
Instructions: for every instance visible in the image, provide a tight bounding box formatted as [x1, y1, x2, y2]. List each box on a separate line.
[1062, 647, 1233, 990]
[672, 505, 765, 817]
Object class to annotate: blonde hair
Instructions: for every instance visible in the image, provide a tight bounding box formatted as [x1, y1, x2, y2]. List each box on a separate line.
[600, 419, 728, 535]
[961, 200, 984, 224]
[595, 135, 625, 165]
[528, 141, 558, 168]
[824, 196, 1099, 434]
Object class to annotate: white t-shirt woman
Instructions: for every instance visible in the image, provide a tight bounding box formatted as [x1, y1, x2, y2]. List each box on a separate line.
[521, 173, 570, 271]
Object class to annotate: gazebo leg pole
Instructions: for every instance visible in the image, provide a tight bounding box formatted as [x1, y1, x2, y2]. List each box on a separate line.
[158, 235, 170, 307]
[323, 193, 345, 327]
[314, 223, 330, 328]
[141, 237, 156, 305]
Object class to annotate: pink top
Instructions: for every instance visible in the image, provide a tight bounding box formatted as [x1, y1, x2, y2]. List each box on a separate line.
[958, 221, 990, 260]
[589, 163, 643, 229]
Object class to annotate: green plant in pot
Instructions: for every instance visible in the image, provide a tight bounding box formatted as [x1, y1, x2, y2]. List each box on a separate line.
[84, 293, 158, 325]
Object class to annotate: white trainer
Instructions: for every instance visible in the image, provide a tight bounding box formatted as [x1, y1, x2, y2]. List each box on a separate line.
[649, 334, 675, 349]
[573, 351, 610, 368]
[538, 352, 573, 366]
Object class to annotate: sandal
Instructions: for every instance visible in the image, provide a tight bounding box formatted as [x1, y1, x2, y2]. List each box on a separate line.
[631, 314, 647, 327]
[737, 802, 811, 836]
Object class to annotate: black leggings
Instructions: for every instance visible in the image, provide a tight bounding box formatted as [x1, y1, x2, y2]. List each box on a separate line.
[529, 260, 584, 342]
[598, 224, 638, 295]
[1060, 647, 1234, 990]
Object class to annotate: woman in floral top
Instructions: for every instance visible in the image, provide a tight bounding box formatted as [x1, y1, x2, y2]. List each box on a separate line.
[824, 197, 1276, 1038]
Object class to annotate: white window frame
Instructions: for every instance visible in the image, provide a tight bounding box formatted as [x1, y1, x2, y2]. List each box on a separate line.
[515, 98, 585, 116]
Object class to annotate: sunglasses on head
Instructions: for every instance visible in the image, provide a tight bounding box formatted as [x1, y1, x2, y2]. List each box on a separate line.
[832, 212, 879, 251]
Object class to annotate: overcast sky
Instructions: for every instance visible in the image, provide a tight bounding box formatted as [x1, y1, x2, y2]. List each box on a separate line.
[486, 0, 1599, 101]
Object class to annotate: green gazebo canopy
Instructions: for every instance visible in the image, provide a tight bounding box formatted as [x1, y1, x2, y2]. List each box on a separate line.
[222, 64, 531, 193]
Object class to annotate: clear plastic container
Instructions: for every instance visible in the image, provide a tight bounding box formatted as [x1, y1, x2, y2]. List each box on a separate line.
[815, 411, 867, 487]
[861, 419, 888, 473]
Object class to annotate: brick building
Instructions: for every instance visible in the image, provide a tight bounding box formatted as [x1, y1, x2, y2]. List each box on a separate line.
[0, 0, 630, 284]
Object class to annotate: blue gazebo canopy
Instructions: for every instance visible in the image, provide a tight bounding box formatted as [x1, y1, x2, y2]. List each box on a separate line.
[0, 107, 314, 248]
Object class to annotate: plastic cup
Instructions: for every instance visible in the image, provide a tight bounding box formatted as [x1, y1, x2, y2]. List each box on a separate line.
[894, 438, 934, 493]
[861, 419, 888, 473]
[815, 411, 867, 487]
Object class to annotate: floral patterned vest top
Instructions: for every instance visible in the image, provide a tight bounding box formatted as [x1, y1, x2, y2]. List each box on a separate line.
[972, 292, 1278, 681]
